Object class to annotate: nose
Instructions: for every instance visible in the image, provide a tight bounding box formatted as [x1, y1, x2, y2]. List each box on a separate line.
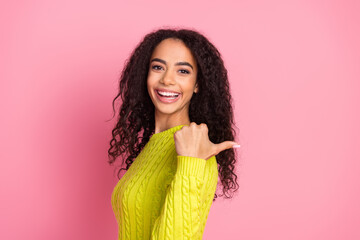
[160, 69, 175, 85]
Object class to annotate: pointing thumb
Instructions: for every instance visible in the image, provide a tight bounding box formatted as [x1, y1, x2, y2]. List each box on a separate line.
[215, 141, 240, 154]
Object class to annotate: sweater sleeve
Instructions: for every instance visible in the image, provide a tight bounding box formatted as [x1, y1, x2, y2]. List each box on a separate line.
[151, 155, 219, 240]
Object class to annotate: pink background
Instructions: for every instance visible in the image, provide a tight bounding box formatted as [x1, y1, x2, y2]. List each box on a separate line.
[1, 0, 359, 239]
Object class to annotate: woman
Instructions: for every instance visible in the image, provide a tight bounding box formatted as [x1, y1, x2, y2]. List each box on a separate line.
[108, 28, 240, 240]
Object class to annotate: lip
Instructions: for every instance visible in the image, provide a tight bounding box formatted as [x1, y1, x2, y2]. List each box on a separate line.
[155, 88, 181, 94]
[155, 89, 181, 103]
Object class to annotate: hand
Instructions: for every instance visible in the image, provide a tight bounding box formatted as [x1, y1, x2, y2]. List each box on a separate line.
[174, 122, 240, 160]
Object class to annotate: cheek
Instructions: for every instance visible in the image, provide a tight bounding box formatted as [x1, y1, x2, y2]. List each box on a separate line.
[147, 75, 155, 89]
[146, 78, 154, 97]
[147, 71, 158, 84]
[182, 77, 197, 93]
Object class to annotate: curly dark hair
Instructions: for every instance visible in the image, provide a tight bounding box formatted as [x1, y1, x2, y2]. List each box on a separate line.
[108, 27, 240, 201]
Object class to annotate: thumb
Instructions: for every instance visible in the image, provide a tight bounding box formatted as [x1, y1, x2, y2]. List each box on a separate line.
[214, 141, 240, 155]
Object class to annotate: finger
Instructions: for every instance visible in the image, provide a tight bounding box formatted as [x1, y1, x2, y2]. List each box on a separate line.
[215, 141, 240, 154]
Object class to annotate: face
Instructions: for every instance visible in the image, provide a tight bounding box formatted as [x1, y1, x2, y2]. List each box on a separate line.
[147, 38, 198, 118]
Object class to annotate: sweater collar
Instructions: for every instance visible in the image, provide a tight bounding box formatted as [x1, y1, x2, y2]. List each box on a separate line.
[150, 124, 187, 141]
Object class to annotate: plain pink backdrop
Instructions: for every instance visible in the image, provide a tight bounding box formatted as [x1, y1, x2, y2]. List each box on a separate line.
[1, 0, 359, 239]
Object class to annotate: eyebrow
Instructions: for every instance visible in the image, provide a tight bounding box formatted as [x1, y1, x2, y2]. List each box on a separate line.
[150, 58, 194, 70]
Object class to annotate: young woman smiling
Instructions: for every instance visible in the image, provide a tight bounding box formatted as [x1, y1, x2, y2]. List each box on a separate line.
[108, 28, 240, 240]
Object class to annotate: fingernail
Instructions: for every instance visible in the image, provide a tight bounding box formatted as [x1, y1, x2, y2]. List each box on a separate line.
[232, 144, 241, 148]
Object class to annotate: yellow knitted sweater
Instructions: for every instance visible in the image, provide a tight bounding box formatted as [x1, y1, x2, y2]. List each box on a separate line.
[111, 124, 219, 240]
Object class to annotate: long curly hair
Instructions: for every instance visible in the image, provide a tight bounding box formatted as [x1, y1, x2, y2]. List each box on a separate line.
[108, 27, 240, 201]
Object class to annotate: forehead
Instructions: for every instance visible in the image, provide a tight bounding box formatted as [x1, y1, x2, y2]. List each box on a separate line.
[150, 38, 197, 66]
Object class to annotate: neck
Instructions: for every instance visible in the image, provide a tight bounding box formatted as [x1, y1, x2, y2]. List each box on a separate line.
[154, 109, 191, 134]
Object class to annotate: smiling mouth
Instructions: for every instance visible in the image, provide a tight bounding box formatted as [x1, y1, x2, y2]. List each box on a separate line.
[155, 89, 181, 103]
[156, 90, 180, 98]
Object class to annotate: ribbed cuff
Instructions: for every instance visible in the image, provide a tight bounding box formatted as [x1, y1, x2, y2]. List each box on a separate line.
[176, 156, 206, 178]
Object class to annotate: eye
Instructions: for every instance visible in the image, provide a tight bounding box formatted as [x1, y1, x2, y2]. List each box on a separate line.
[179, 69, 190, 74]
[151, 65, 163, 71]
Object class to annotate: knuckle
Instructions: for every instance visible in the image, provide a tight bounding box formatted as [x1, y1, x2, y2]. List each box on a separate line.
[181, 125, 188, 131]
[190, 122, 197, 129]
[200, 123, 208, 131]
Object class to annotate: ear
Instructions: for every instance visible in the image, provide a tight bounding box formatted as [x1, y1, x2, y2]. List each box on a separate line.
[194, 82, 199, 93]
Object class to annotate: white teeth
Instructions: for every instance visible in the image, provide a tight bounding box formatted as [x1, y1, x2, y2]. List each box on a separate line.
[157, 90, 179, 97]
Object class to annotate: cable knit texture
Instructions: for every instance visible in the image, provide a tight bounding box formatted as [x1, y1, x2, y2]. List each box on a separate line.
[111, 124, 219, 240]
